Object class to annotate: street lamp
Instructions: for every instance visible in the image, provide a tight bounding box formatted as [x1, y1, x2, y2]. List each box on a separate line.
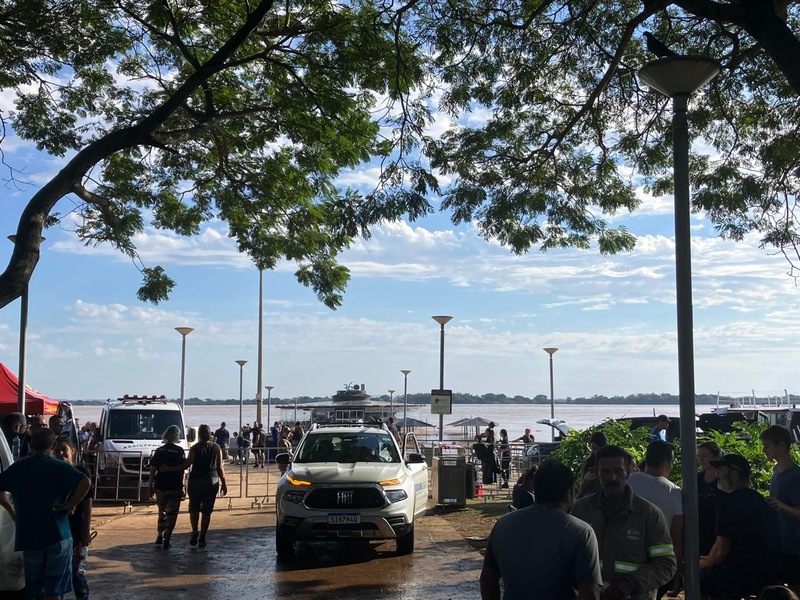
[401, 369, 411, 431]
[175, 327, 194, 409]
[387, 389, 395, 418]
[8, 234, 44, 414]
[639, 54, 720, 600]
[543, 348, 558, 441]
[236, 360, 247, 436]
[265, 385, 274, 430]
[256, 268, 264, 425]
[432, 316, 453, 442]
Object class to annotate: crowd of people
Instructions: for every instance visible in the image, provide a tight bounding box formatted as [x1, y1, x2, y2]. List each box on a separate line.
[1, 411, 93, 600]
[481, 423, 800, 600]
[211, 419, 304, 467]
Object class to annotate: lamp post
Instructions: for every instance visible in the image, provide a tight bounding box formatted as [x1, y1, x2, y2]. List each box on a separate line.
[639, 54, 720, 600]
[387, 389, 395, 418]
[8, 234, 44, 414]
[175, 327, 194, 409]
[432, 316, 453, 442]
[236, 360, 247, 436]
[293, 396, 299, 423]
[543, 348, 558, 441]
[401, 369, 411, 431]
[256, 268, 264, 425]
[265, 385, 274, 430]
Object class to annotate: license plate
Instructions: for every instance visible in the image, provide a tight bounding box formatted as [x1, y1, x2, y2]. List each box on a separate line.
[327, 513, 360, 524]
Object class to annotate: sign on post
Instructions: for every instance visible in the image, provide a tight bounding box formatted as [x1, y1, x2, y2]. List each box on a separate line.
[430, 389, 452, 415]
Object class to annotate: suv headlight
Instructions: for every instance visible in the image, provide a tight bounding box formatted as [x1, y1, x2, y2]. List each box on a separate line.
[283, 491, 306, 504]
[385, 490, 408, 503]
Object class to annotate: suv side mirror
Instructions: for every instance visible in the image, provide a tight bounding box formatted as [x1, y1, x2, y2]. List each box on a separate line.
[186, 427, 196, 443]
[406, 452, 425, 464]
[275, 452, 291, 465]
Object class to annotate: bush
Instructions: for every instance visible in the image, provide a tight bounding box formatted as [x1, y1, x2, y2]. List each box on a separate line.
[552, 418, 800, 495]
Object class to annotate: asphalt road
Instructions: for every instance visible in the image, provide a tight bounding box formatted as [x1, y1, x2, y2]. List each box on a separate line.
[87, 500, 483, 600]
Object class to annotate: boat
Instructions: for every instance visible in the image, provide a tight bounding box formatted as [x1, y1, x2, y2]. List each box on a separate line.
[276, 383, 414, 425]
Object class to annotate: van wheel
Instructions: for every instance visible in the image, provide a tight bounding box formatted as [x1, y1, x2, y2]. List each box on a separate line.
[275, 527, 295, 559]
[396, 525, 414, 555]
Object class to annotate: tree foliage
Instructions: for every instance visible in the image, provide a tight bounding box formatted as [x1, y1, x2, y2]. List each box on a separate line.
[2, 0, 800, 309]
[0, 0, 435, 308]
[418, 0, 800, 271]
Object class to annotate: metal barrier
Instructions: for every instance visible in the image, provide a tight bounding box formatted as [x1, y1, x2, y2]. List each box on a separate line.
[83, 446, 286, 508]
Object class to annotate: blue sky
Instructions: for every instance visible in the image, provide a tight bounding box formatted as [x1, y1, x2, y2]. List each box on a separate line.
[1, 92, 799, 403]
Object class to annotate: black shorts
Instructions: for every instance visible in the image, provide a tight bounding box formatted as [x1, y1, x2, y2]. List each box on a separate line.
[187, 480, 219, 515]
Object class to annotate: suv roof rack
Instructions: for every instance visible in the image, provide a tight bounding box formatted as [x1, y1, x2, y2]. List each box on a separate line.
[308, 421, 388, 431]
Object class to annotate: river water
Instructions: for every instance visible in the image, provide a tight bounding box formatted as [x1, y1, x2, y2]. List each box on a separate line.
[72, 402, 722, 441]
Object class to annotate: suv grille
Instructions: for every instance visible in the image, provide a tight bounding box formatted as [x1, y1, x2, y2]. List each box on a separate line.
[305, 487, 386, 509]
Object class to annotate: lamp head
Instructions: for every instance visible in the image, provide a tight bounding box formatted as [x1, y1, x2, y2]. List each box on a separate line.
[265, 385, 274, 391]
[432, 315, 453, 326]
[639, 56, 720, 98]
[543, 347, 559, 356]
[235, 359, 247, 367]
[175, 327, 194, 337]
[401, 369, 411, 375]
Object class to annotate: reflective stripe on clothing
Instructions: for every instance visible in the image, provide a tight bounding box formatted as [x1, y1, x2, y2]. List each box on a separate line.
[615, 561, 643, 573]
[648, 544, 675, 558]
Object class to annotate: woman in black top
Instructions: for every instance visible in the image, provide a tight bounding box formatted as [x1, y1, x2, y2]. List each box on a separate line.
[497, 428, 511, 488]
[147, 425, 186, 549]
[175, 424, 228, 547]
[476, 421, 497, 485]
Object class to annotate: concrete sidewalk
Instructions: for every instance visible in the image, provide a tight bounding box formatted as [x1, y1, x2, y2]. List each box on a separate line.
[85, 496, 483, 599]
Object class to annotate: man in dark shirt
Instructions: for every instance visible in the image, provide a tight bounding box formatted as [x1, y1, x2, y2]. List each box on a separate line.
[213, 422, 230, 461]
[700, 454, 781, 597]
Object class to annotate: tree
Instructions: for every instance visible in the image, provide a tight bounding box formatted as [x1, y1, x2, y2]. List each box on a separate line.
[420, 0, 800, 273]
[0, 0, 435, 309]
[4, 0, 800, 312]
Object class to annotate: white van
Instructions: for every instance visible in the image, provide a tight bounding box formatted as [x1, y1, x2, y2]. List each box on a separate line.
[94, 395, 193, 500]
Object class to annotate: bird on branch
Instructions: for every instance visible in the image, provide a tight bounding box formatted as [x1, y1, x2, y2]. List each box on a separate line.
[644, 32, 678, 58]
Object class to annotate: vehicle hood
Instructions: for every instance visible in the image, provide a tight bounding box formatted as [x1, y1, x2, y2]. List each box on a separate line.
[289, 462, 404, 484]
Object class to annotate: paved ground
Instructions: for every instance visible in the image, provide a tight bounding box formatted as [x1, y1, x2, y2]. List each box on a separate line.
[86, 496, 483, 600]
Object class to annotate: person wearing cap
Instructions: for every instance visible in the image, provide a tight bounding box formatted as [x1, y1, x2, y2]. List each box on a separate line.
[760, 424, 800, 592]
[699, 453, 781, 597]
[649, 416, 670, 442]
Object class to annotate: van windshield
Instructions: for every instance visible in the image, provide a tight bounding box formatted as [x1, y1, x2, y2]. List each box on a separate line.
[107, 410, 184, 440]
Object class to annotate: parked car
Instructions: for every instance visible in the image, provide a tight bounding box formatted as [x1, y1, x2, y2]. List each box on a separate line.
[274, 422, 428, 558]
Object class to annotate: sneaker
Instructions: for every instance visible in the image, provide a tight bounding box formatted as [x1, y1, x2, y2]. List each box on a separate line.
[198, 536, 207, 548]
[501, 482, 509, 489]
[189, 532, 199, 546]
[155, 534, 163, 545]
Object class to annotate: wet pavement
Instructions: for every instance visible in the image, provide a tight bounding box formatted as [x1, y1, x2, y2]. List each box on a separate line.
[87, 497, 482, 599]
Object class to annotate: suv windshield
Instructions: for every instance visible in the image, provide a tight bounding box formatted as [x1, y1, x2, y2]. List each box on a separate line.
[294, 432, 400, 464]
[108, 410, 184, 440]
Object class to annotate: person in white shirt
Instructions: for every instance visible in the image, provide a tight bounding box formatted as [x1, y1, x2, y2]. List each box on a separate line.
[627, 440, 683, 599]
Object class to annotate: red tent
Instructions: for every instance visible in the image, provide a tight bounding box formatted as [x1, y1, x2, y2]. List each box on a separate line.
[0, 362, 60, 415]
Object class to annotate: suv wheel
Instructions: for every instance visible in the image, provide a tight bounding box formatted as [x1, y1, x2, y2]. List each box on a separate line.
[275, 527, 295, 559]
[396, 525, 414, 555]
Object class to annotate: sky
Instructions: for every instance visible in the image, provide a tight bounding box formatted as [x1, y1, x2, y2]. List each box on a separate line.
[1, 82, 799, 404]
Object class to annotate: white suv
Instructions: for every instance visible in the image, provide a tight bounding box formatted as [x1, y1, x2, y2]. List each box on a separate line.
[275, 423, 428, 558]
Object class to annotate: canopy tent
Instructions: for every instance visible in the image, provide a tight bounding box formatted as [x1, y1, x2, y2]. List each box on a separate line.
[0, 362, 60, 415]
[395, 417, 435, 429]
[446, 416, 495, 438]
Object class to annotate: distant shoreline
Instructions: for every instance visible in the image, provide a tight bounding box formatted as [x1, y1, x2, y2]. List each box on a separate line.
[60, 391, 797, 407]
